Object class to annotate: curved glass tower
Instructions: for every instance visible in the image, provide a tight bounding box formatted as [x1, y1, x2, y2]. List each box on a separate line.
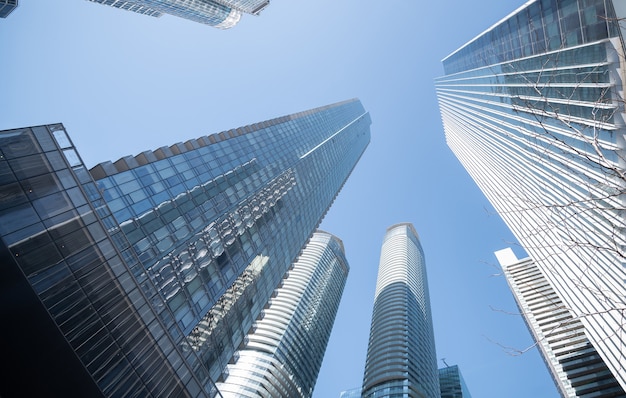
[362, 223, 440, 398]
[216, 231, 349, 397]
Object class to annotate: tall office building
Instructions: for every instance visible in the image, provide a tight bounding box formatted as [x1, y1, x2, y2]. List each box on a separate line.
[436, 0, 626, 391]
[0, 99, 370, 397]
[0, 0, 17, 17]
[496, 248, 625, 397]
[86, 0, 270, 28]
[361, 223, 440, 398]
[438, 365, 472, 398]
[216, 230, 349, 398]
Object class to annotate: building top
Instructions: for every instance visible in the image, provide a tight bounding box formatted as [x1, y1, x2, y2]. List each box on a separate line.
[89, 98, 361, 180]
[441, 0, 534, 63]
[440, 0, 621, 75]
[385, 222, 419, 238]
[0, 0, 18, 18]
[316, 229, 345, 254]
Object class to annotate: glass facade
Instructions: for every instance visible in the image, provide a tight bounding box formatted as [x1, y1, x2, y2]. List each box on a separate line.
[216, 230, 349, 398]
[435, 0, 626, 392]
[438, 365, 472, 398]
[0, 125, 208, 397]
[496, 249, 625, 398]
[86, 0, 271, 28]
[340, 388, 363, 398]
[0, 0, 17, 18]
[362, 223, 440, 398]
[212, 0, 269, 15]
[0, 99, 370, 397]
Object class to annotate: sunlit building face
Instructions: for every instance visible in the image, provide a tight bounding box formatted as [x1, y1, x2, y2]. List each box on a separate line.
[436, 0, 626, 392]
[362, 223, 440, 398]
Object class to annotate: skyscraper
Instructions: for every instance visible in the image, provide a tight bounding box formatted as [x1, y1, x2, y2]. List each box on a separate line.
[0, 0, 17, 18]
[216, 230, 349, 398]
[85, 0, 270, 28]
[362, 223, 440, 398]
[496, 248, 625, 397]
[438, 365, 472, 398]
[0, 99, 371, 397]
[435, 0, 626, 390]
[339, 388, 363, 398]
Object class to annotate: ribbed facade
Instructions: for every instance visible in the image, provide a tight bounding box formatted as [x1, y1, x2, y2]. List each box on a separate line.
[85, 0, 272, 28]
[362, 223, 440, 398]
[496, 248, 625, 398]
[216, 231, 349, 398]
[438, 365, 472, 398]
[0, 99, 370, 397]
[435, 0, 626, 391]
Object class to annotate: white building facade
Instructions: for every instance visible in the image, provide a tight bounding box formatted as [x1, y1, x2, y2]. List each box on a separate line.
[436, 0, 626, 390]
[496, 248, 625, 397]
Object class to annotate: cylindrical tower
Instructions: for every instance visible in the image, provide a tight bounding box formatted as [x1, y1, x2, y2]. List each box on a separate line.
[216, 230, 349, 397]
[362, 223, 440, 398]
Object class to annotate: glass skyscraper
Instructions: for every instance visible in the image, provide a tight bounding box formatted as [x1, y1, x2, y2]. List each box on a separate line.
[0, 99, 370, 397]
[362, 223, 440, 398]
[216, 230, 349, 398]
[86, 0, 270, 28]
[496, 249, 625, 397]
[0, 0, 17, 18]
[436, 0, 626, 391]
[438, 365, 472, 398]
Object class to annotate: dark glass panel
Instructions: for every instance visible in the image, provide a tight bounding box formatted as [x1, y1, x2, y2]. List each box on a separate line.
[89, 283, 121, 315]
[0, 181, 28, 209]
[108, 376, 144, 398]
[584, 22, 607, 41]
[66, 186, 88, 208]
[56, 169, 77, 189]
[1, 130, 40, 159]
[73, 166, 93, 184]
[66, 244, 102, 272]
[74, 328, 115, 365]
[87, 222, 106, 242]
[29, 261, 71, 294]
[55, 228, 94, 257]
[40, 279, 82, 312]
[21, 173, 62, 200]
[32, 126, 57, 152]
[3, 221, 44, 247]
[11, 153, 51, 180]
[45, 151, 67, 171]
[48, 217, 83, 240]
[32, 191, 73, 220]
[98, 358, 135, 396]
[64, 312, 104, 348]
[55, 296, 95, 328]
[0, 159, 16, 185]
[15, 239, 63, 277]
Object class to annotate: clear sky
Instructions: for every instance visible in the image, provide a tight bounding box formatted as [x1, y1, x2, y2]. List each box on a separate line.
[1, 1, 560, 397]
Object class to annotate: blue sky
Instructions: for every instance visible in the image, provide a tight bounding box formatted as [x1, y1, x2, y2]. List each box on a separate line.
[1, 1, 560, 397]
